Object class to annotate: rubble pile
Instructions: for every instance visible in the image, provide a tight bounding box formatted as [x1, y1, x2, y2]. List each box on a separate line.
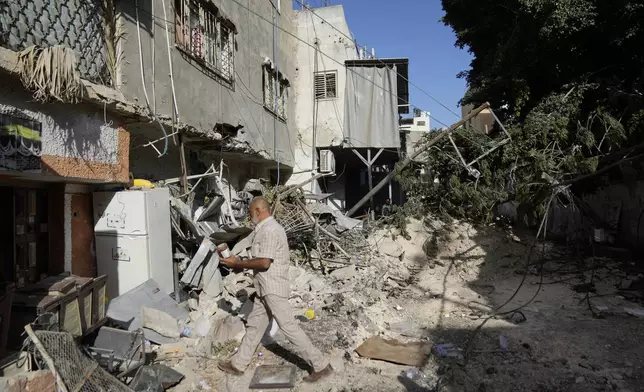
[5, 176, 644, 392]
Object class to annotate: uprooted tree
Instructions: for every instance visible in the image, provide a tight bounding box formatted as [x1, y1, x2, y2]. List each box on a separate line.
[398, 0, 644, 223]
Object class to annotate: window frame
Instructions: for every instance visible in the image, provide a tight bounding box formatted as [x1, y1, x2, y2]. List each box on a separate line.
[314, 70, 338, 100]
[174, 0, 235, 82]
[263, 65, 289, 122]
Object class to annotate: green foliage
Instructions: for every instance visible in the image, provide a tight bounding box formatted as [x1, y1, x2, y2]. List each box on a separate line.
[399, 0, 644, 222]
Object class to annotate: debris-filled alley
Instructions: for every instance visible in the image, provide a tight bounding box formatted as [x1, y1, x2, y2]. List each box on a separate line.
[3, 0, 644, 392]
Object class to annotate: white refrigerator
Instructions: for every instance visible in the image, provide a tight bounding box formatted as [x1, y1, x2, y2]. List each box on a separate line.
[93, 188, 174, 300]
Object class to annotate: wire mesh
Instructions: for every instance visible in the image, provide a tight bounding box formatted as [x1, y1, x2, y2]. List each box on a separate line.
[0, 0, 109, 84]
[273, 202, 313, 238]
[33, 330, 132, 392]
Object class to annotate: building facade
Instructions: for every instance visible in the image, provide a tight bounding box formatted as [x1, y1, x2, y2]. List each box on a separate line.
[0, 0, 299, 288]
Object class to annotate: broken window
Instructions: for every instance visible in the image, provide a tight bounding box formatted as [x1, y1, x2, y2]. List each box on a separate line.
[263, 65, 289, 121]
[175, 0, 235, 81]
[314, 71, 337, 99]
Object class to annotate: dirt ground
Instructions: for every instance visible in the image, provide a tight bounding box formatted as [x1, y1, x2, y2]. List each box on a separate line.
[165, 219, 644, 392]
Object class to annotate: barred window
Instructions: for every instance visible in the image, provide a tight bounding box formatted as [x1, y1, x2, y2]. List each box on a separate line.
[175, 0, 235, 81]
[314, 71, 337, 99]
[263, 66, 288, 121]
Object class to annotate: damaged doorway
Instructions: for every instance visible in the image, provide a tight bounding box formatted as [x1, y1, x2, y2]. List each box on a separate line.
[0, 187, 49, 287]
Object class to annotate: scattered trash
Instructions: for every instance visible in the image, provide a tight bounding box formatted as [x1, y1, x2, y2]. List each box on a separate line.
[624, 307, 644, 318]
[24, 327, 131, 391]
[248, 365, 297, 389]
[433, 343, 463, 359]
[304, 309, 316, 320]
[355, 336, 431, 367]
[499, 335, 509, 352]
[199, 379, 212, 390]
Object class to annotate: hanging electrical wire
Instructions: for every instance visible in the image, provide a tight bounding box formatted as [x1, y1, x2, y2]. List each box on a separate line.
[134, 0, 168, 157]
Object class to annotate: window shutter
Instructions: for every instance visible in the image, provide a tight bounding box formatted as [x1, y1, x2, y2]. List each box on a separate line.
[326, 72, 337, 98]
[314, 73, 326, 99]
[315, 72, 337, 99]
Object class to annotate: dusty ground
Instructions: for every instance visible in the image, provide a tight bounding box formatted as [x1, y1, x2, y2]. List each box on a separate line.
[165, 219, 644, 392]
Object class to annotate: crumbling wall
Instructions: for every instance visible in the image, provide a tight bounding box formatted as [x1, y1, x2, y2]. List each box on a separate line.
[117, 0, 297, 167]
[0, 83, 129, 183]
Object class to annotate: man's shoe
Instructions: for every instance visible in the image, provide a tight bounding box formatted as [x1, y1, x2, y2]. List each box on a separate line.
[303, 364, 333, 382]
[218, 361, 243, 376]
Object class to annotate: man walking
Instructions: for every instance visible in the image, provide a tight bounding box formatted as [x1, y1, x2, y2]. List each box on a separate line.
[218, 197, 332, 382]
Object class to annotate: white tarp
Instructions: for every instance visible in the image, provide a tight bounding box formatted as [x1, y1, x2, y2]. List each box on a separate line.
[344, 66, 400, 148]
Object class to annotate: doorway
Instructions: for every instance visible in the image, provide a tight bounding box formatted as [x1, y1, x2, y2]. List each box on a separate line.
[0, 186, 49, 287]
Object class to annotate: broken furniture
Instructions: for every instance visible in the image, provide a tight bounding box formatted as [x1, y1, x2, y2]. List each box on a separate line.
[84, 326, 146, 378]
[9, 274, 108, 350]
[25, 326, 132, 392]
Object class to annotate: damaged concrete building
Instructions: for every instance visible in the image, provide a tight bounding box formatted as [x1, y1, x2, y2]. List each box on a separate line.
[0, 0, 297, 284]
[289, 4, 416, 215]
[0, 1, 412, 387]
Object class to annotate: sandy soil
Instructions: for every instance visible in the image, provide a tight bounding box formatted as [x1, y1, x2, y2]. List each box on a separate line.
[165, 219, 644, 392]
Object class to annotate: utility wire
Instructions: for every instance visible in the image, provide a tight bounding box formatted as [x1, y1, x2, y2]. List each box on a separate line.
[293, 0, 463, 120]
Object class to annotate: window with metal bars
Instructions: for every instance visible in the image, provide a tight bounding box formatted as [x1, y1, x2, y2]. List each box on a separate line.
[263, 66, 288, 121]
[174, 0, 235, 82]
[314, 71, 337, 99]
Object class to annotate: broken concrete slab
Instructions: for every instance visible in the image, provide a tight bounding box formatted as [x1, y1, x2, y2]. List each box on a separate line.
[107, 279, 190, 344]
[141, 307, 181, 340]
[181, 239, 215, 286]
[202, 261, 223, 298]
[330, 266, 357, 281]
[355, 336, 431, 367]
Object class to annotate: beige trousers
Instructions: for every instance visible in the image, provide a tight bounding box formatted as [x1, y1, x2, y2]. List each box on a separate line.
[230, 294, 328, 372]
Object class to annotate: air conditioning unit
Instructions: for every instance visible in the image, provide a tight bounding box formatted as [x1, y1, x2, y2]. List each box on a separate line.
[319, 150, 335, 174]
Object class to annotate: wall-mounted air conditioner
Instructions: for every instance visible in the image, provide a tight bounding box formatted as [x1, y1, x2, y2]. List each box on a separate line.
[319, 150, 335, 173]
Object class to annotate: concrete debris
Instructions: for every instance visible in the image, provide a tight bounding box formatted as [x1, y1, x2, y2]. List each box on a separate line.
[330, 265, 357, 281]
[378, 238, 404, 258]
[107, 279, 190, 345]
[141, 307, 181, 340]
[181, 239, 215, 286]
